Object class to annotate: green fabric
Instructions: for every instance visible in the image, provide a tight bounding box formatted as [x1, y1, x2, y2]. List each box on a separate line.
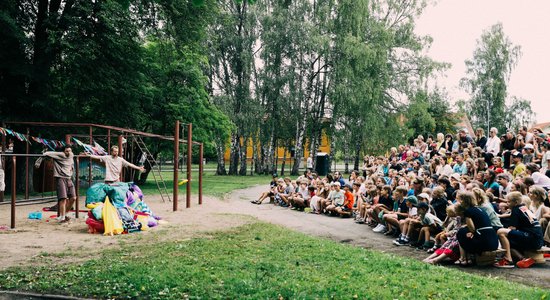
[86, 183, 108, 205]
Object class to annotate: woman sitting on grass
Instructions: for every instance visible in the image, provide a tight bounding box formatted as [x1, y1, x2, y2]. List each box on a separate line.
[494, 191, 544, 268]
[455, 191, 499, 266]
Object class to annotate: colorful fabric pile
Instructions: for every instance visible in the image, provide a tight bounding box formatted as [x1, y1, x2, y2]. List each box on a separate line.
[85, 182, 161, 235]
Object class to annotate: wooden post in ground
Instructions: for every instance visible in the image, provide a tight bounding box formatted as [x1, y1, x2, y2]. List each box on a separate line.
[11, 156, 16, 229]
[186, 123, 192, 208]
[173, 121, 180, 211]
[199, 143, 203, 205]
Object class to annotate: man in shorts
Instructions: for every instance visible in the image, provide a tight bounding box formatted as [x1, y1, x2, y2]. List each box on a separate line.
[87, 146, 145, 183]
[44, 145, 76, 223]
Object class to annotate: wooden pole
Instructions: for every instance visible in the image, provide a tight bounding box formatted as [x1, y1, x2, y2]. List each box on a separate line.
[75, 156, 80, 219]
[173, 121, 180, 211]
[88, 126, 93, 187]
[11, 156, 16, 229]
[187, 123, 192, 208]
[118, 135, 123, 182]
[199, 143, 203, 205]
[107, 129, 111, 152]
[25, 128, 29, 200]
[1, 122, 6, 202]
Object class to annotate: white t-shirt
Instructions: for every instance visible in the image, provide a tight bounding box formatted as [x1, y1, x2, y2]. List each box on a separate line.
[532, 172, 550, 189]
[91, 155, 131, 182]
[485, 136, 501, 156]
[542, 151, 550, 170]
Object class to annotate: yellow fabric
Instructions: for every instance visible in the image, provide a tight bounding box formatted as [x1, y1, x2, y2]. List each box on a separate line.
[102, 196, 124, 236]
[86, 202, 101, 209]
[136, 215, 149, 231]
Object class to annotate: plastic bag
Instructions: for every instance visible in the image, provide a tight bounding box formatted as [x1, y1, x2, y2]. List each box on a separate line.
[86, 183, 108, 205]
[102, 196, 124, 236]
[92, 204, 103, 220]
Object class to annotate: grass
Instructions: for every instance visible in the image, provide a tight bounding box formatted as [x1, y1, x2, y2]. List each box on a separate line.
[0, 222, 548, 299]
[137, 171, 272, 198]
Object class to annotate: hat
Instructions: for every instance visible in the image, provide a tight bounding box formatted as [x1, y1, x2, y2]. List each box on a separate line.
[417, 202, 429, 210]
[524, 144, 534, 150]
[512, 152, 523, 159]
[418, 193, 430, 200]
[405, 195, 418, 206]
[272, 173, 278, 178]
[331, 182, 340, 187]
[450, 173, 461, 182]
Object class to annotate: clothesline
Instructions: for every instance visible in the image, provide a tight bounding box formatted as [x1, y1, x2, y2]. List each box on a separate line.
[0, 127, 107, 154]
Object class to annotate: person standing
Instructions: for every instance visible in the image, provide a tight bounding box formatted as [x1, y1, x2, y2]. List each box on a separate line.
[87, 146, 145, 183]
[44, 146, 76, 223]
[306, 154, 313, 171]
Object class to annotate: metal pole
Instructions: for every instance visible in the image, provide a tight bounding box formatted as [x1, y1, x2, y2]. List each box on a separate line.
[1, 122, 6, 202]
[75, 156, 80, 219]
[25, 128, 29, 200]
[107, 129, 111, 152]
[118, 135, 123, 182]
[199, 143, 203, 205]
[187, 123, 192, 208]
[173, 121, 180, 211]
[11, 156, 16, 229]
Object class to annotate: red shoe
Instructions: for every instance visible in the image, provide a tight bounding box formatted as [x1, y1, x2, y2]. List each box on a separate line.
[516, 258, 536, 268]
[543, 253, 550, 258]
[493, 258, 514, 268]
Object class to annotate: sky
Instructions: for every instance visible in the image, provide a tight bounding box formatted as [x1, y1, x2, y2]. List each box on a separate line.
[414, 0, 550, 124]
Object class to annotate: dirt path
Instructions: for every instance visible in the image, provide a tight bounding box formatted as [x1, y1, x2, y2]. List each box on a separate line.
[1, 185, 549, 290]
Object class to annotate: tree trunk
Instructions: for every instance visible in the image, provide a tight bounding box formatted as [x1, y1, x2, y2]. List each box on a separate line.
[228, 133, 240, 175]
[215, 141, 227, 175]
[354, 139, 361, 171]
[280, 148, 286, 176]
[239, 136, 247, 175]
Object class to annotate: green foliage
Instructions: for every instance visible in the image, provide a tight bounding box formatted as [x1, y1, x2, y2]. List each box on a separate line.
[460, 23, 522, 133]
[0, 223, 547, 299]
[405, 91, 436, 139]
[504, 96, 536, 132]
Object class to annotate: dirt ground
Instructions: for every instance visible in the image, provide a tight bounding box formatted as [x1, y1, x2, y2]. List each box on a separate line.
[1, 185, 549, 290]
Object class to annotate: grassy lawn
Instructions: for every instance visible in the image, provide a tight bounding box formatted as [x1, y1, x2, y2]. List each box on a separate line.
[137, 171, 272, 198]
[0, 222, 547, 299]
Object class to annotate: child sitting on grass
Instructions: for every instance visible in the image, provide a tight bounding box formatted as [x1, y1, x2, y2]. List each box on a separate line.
[336, 184, 355, 217]
[355, 185, 375, 224]
[374, 186, 408, 233]
[415, 202, 443, 250]
[392, 195, 419, 244]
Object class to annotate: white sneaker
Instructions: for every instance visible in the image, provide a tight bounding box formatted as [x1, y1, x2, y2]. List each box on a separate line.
[372, 224, 382, 232]
[373, 225, 386, 233]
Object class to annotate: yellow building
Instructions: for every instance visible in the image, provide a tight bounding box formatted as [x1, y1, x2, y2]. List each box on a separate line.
[224, 130, 331, 163]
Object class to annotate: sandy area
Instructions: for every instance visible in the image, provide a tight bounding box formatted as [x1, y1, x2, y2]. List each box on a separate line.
[1, 184, 549, 290]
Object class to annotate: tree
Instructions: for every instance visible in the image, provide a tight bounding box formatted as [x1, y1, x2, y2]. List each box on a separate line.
[504, 96, 536, 132]
[460, 23, 522, 134]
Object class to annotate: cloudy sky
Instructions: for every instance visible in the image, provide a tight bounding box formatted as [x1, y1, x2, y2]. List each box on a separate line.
[414, 0, 550, 124]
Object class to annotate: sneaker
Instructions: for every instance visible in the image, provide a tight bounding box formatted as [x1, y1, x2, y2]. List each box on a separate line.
[494, 258, 515, 268]
[393, 238, 409, 246]
[516, 258, 536, 269]
[373, 225, 386, 233]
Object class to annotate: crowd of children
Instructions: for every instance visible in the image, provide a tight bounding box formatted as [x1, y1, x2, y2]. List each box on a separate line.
[251, 126, 550, 268]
